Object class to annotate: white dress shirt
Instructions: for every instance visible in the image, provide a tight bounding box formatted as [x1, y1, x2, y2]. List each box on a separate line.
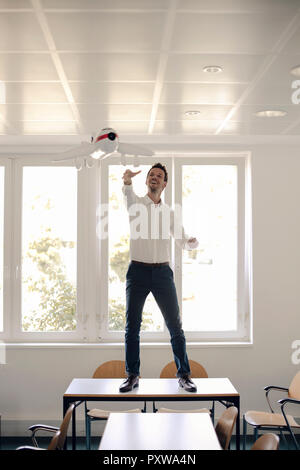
[122, 184, 198, 263]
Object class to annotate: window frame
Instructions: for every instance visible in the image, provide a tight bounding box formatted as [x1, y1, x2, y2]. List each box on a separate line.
[8, 156, 91, 342]
[0, 152, 252, 344]
[0, 158, 12, 340]
[174, 153, 251, 343]
[98, 152, 252, 344]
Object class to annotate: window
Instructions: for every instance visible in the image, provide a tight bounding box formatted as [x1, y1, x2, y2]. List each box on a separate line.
[99, 154, 251, 343]
[174, 157, 251, 341]
[1, 153, 251, 344]
[21, 167, 77, 332]
[8, 159, 87, 342]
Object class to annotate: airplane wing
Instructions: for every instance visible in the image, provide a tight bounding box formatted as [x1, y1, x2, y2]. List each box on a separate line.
[117, 142, 154, 157]
[51, 142, 91, 162]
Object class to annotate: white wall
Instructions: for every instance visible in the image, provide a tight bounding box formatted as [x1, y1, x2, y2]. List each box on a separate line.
[1, 142, 300, 436]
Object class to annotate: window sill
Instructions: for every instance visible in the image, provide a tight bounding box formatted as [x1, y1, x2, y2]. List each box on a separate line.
[3, 341, 253, 349]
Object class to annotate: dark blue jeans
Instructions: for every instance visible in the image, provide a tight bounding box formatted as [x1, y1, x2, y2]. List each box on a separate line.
[125, 262, 191, 378]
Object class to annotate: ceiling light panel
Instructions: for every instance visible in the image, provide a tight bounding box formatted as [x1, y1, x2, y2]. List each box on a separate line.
[69, 82, 154, 104]
[19, 121, 77, 135]
[255, 110, 287, 117]
[177, 0, 300, 13]
[81, 120, 149, 135]
[0, 0, 31, 7]
[244, 54, 300, 105]
[218, 119, 295, 135]
[0, 13, 48, 51]
[244, 84, 298, 106]
[46, 12, 166, 51]
[245, 119, 293, 134]
[233, 105, 299, 122]
[165, 54, 265, 83]
[77, 103, 152, 125]
[59, 53, 159, 81]
[170, 11, 296, 53]
[160, 83, 247, 105]
[41, 0, 169, 9]
[279, 22, 300, 54]
[157, 104, 232, 121]
[218, 120, 243, 135]
[5, 83, 68, 104]
[153, 119, 221, 135]
[6, 103, 75, 121]
[0, 53, 59, 81]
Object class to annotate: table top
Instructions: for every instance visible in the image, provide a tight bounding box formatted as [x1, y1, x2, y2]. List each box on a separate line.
[64, 377, 239, 398]
[99, 412, 222, 450]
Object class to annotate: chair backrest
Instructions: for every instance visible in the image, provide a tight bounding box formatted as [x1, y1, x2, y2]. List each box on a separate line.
[288, 371, 300, 400]
[160, 360, 208, 378]
[47, 430, 61, 450]
[92, 360, 127, 378]
[57, 403, 75, 450]
[251, 433, 280, 451]
[215, 406, 238, 450]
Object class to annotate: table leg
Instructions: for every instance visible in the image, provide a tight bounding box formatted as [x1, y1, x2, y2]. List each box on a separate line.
[72, 404, 77, 450]
[63, 397, 69, 450]
[234, 397, 240, 450]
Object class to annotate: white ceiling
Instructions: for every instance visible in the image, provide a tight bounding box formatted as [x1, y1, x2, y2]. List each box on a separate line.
[1, 0, 300, 145]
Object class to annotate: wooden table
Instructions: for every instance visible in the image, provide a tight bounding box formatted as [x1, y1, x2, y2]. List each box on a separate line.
[63, 377, 240, 449]
[99, 412, 222, 450]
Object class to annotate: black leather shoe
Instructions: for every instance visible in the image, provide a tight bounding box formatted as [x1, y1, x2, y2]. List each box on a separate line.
[178, 375, 197, 393]
[119, 375, 139, 393]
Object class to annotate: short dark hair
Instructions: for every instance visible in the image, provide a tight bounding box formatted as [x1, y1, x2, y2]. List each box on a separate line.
[147, 163, 168, 182]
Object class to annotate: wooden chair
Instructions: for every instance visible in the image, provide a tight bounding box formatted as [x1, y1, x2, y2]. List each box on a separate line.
[16, 430, 61, 450]
[251, 433, 280, 450]
[160, 360, 208, 379]
[17, 403, 75, 450]
[26, 402, 75, 450]
[243, 371, 300, 450]
[154, 360, 214, 419]
[215, 406, 238, 450]
[85, 360, 143, 450]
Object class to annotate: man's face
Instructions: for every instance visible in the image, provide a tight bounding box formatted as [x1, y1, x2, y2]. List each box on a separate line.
[146, 167, 167, 193]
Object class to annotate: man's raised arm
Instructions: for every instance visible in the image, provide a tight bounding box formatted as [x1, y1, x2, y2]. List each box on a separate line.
[122, 168, 141, 210]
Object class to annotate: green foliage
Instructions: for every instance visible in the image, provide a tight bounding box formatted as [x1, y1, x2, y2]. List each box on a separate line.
[23, 227, 76, 332]
[109, 298, 154, 332]
[23, 182, 158, 333]
[23, 227, 154, 333]
[109, 236, 154, 331]
[109, 235, 130, 283]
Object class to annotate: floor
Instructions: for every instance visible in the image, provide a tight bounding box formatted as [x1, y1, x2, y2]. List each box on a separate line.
[0, 434, 298, 451]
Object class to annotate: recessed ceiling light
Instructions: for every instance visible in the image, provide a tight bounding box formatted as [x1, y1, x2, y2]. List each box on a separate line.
[290, 65, 300, 77]
[203, 65, 223, 73]
[184, 110, 201, 116]
[255, 110, 287, 117]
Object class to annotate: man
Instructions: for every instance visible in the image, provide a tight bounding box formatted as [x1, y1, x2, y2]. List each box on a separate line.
[119, 163, 199, 393]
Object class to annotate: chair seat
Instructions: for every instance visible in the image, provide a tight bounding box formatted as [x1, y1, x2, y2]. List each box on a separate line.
[245, 410, 299, 428]
[157, 407, 210, 414]
[87, 408, 141, 419]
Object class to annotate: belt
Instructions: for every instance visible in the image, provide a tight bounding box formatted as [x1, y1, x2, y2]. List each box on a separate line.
[131, 260, 169, 267]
